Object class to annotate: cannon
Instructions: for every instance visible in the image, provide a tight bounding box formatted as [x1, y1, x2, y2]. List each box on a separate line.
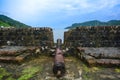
[53, 39, 66, 78]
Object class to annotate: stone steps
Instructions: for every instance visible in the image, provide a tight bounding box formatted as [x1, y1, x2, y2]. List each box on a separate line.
[76, 47, 120, 67]
[0, 46, 41, 63]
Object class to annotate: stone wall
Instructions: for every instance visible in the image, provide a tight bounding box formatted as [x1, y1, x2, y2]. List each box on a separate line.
[0, 27, 54, 47]
[64, 26, 120, 47]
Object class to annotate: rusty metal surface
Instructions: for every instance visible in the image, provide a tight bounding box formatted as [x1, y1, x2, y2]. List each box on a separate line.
[53, 39, 65, 78]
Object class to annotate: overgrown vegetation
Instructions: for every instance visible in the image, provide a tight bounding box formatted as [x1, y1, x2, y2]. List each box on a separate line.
[115, 68, 120, 73]
[18, 66, 42, 80]
[82, 64, 100, 73]
[0, 66, 42, 80]
[0, 67, 15, 80]
[82, 64, 102, 80]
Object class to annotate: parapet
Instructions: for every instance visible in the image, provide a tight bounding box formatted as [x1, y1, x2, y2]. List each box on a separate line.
[64, 26, 120, 47]
[0, 27, 54, 47]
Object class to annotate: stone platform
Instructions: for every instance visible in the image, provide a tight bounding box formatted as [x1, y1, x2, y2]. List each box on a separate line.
[0, 46, 41, 63]
[76, 47, 120, 67]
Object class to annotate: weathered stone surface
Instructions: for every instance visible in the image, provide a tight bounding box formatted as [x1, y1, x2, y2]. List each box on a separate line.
[0, 46, 43, 63]
[0, 51, 18, 56]
[76, 47, 120, 67]
[96, 59, 120, 67]
[64, 26, 120, 47]
[83, 55, 96, 66]
[84, 47, 120, 59]
[0, 27, 54, 47]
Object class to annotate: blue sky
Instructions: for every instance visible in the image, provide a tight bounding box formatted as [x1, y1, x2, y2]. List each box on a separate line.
[0, 0, 120, 42]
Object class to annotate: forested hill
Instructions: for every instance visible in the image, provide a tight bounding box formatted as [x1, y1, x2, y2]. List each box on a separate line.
[0, 15, 31, 28]
[66, 20, 120, 29]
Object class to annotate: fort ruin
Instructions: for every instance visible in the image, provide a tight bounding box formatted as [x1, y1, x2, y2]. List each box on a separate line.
[0, 26, 120, 67]
[64, 26, 120, 67]
[0, 26, 120, 80]
[0, 27, 54, 47]
[64, 26, 120, 47]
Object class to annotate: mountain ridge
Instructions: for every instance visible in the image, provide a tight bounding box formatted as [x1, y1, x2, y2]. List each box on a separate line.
[0, 15, 31, 28]
[66, 20, 120, 29]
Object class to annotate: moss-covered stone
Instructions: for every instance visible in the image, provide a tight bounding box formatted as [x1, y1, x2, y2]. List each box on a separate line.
[18, 66, 41, 80]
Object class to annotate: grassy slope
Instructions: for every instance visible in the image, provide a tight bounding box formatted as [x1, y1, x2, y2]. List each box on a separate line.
[0, 15, 31, 28]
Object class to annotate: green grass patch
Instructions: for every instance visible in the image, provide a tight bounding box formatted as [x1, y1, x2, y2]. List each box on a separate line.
[82, 64, 101, 73]
[6, 76, 15, 80]
[0, 67, 10, 80]
[0, 67, 15, 80]
[82, 64, 90, 73]
[18, 66, 42, 80]
[115, 68, 120, 73]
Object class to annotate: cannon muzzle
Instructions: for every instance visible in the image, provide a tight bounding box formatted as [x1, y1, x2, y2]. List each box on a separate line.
[56, 38, 62, 49]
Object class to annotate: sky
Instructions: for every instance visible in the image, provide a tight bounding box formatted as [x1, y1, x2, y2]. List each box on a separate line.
[0, 0, 120, 42]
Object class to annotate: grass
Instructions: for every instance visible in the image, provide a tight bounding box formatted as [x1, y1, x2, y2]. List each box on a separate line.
[82, 64, 101, 80]
[6, 77, 15, 80]
[115, 68, 120, 73]
[82, 64, 90, 73]
[0, 67, 15, 80]
[0, 67, 10, 79]
[18, 66, 42, 80]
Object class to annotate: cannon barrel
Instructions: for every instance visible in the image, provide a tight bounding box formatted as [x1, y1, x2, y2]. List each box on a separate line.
[56, 39, 62, 49]
[53, 39, 65, 78]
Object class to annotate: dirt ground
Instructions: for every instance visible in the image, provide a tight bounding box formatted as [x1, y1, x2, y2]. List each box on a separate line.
[0, 56, 120, 80]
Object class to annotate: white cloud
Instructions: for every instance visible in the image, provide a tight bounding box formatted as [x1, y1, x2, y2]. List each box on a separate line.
[9, 0, 120, 13]
[5, 0, 120, 21]
[61, 0, 120, 15]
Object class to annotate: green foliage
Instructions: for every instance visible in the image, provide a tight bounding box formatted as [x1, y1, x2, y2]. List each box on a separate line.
[66, 20, 120, 29]
[0, 15, 31, 28]
[18, 66, 41, 80]
[0, 21, 10, 27]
